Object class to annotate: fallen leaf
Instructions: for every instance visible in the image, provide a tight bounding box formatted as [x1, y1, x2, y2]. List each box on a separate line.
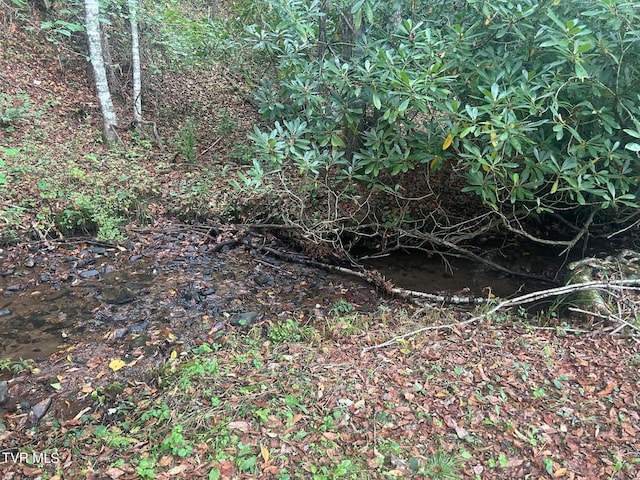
[477, 363, 490, 382]
[218, 459, 236, 476]
[167, 464, 189, 475]
[554, 467, 568, 477]
[260, 443, 269, 462]
[386, 469, 406, 477]
[598, 382, 617, 397]
[105, 467, 125, 479]
[445, 416, 469, 439]
[228, 420, 250, 432]
[109, 359, 126, 372]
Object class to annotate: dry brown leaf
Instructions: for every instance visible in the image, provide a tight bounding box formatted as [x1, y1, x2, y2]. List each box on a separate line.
[105, 467, 125, 479]
[444, 415, 469, 439]
[554, 467, 568, 477]
[598, 382, 617, 397]
[228, 420, 251, 432]
[260, 443, 270, 462]
[166, 464, 189, 475]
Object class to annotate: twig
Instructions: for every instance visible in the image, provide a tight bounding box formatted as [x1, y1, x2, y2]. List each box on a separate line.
[200, 137, 222, 157]
[607, 217, 640, 239]
[569, 305, 640, 335]
[361, 279, 640, 354]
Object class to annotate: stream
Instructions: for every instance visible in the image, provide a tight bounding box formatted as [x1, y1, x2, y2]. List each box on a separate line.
[0, 231, 632, 365]
[0, 233, 379, 364]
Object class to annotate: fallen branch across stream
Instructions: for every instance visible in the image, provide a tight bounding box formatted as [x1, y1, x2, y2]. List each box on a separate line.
[250, 243, 489, 304]
[361, 279, 640, 354]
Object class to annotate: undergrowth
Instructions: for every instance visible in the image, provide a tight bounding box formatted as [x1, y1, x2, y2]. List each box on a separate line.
[1, 124, 156, 241]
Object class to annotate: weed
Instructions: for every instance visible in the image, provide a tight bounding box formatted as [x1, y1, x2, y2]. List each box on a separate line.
[175, 117, 198, 163]
[134, 456, 156, 479]
[0, 357, 36, 375]
[0, 92, 31, 126]
[421, 452, 462, 479]
[268, 319, 316, 343]
[236, 441, 259, 472]
[608, 451, 640, 479]
[214, 108, 237, 136]
[140, 403, 171, 423]
[532, 386, 546, 399]
[93, 425, 138, 449]
[161, 424, 193, 457]
[331, 299, 354, 315]
[0, 155, 12, 187]
[229, 141, 254, 164]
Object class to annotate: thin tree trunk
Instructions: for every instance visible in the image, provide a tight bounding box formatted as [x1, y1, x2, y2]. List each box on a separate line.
[100, 24, 121, 99]
[129, 0, 142, 126]
[85, 0, 118, 147]
[340, 6, 359, 159]
[317, 0, 328, 59]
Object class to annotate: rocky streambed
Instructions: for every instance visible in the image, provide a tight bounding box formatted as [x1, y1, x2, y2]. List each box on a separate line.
[0, 226, 382, 423]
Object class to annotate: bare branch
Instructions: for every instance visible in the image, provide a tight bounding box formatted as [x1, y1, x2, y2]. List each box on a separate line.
[361, 279, 640, 354]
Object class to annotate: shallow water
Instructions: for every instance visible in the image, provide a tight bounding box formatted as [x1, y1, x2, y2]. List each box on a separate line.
[0, 243, 374, 363]
[0, 236, 622, 364]
[363, 248, 559, 298]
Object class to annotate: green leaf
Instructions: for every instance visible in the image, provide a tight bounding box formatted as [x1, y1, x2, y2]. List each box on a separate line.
[623, 129, 640, 139]
[331, 134, 346, 148]
[239, 456, 256, 470]
[574, 62, 589, 80]
[491, 83, 499, 101]
[351, 0, 365, 14]
[372, 91, 381, 110]
[365, 1, 374, 24]
[625, 143, 640, 152]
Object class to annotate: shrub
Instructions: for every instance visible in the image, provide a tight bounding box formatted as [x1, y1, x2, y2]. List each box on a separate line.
[243, 0, 640, 251]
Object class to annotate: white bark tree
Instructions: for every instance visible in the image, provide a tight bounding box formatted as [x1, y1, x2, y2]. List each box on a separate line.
[85, 0, 118, 147]
[129, 0, 142, 126]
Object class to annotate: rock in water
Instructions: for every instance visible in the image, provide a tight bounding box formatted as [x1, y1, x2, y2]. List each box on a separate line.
[0, 381, 8, 405]
[80, 269, 100, 279]
[28, 397, 52, 425]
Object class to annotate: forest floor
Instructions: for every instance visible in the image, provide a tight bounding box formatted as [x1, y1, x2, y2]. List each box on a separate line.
[1, 8, 640, 480]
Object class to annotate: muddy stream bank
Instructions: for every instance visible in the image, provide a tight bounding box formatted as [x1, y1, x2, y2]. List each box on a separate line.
[1, 235, 565, 363]
[0, 227, 619, 422]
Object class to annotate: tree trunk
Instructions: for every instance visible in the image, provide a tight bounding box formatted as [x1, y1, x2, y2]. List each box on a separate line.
[129, 0, 142, 126]
[317, 0, 328, 60]
[85, 0, 118, 147]
[340, 6, 360, 159]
